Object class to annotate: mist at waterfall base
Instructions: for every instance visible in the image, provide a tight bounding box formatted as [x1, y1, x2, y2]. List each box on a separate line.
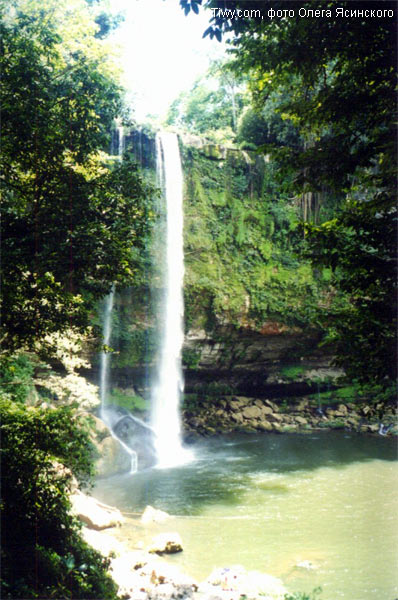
[94, 431, 398, 599]
[151, 132, 193, 469]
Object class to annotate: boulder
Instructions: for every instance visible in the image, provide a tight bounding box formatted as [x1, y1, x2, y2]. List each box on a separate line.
[261, 406, 274, 416]
[145, 562, 198, 599]
[268, 413, 284, 423]
[52, 460, 78, 493]
[231, 412, 244, 423]
[272, 423, 283, 433]
[141, 505, 171, 525]
[229, 400, 243, 411]
[281, 425, 297, 433]
[70, 491, 124, 530]
[257, 420, 273, 432]
[295, 416, 308, 426]
[367, 424, 380, 433]
[264, 400, 279, 411]
[148, 533, 183, 555]
[96, 435, 132, 478]
[81, 526, 124, 556]
[90, 414, 110, 438]
[102, 405, 157, 470]
[233, 396, 251, 406]
[242, 406, 262, 420]
[189, 417, 205, 428]
[297, 400, 309, 411]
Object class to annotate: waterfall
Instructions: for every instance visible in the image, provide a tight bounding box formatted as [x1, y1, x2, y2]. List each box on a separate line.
[118, 125, 125, 158]
[99, 126, 125, 414]
[152, 132, 192, 468]
[99, 288, 115, 410]
[99, 126, 139, 473]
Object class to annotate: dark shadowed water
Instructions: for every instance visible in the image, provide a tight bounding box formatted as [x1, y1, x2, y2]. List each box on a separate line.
[94, 432, 398, 599]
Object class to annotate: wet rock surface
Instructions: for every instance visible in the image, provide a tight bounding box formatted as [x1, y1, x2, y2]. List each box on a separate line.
[102, 405, 157, 470]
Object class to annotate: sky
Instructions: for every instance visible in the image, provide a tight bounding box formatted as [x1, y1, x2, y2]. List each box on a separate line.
[110, 0, 226, 122]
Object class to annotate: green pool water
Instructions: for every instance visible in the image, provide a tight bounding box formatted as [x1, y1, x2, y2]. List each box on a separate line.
[94, 432, 398, 599]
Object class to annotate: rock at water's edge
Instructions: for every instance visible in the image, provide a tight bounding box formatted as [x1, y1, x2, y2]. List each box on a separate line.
[141, 505, 171, 525]
[70, 491, 124, 530]
[148, 532, 183, 555]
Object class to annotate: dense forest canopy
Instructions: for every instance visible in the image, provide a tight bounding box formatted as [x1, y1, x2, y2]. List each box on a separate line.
[0, 0, 154, 354]
[1, 1, 152, 597]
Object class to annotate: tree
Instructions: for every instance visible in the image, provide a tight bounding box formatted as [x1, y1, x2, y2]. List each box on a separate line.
[182, 0, 397, 389]
[0, 398, 118, 599]
[0, 0, 154, 353]
[165, 59, 245, 141]
[237, 94, 301, 150]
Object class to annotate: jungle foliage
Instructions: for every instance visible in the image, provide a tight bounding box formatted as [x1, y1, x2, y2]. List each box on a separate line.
[0, 0, 154, 354]
[0, 398, 118, 599]
[181, 0, 397, 389]
[0, 0, 151, 596]
[165, 58, 246, 143]
[182, 145, 333, 334]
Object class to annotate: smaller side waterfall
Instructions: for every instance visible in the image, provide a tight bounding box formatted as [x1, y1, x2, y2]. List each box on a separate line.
[152, 132, 193, 468]
[99, 287, 115, 409]
[118, 126, 125, 158]
[99, 126, 144, 474]
[99, 125, 125, 413]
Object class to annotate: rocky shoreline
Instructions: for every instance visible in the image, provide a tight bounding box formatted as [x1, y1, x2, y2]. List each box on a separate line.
[182, 395, 398, 438]
[75, 501, 288, 600]
[90, 395, 397, 479]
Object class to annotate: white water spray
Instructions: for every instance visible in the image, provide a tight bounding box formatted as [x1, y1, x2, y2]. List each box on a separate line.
[152, 132, 193, 468]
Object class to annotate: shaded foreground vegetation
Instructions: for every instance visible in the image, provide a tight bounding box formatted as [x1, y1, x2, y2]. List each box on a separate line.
[1, 0, 396, 598]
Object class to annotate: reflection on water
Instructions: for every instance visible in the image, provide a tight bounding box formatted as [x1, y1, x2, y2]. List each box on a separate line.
[94, 432, 398, 599]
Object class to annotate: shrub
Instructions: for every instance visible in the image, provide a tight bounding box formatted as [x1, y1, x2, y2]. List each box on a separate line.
[280, 365, 305, 381]
[0, 353, 35, 403]
[0, 399, 118, 599]
[107, 388, 148, 413]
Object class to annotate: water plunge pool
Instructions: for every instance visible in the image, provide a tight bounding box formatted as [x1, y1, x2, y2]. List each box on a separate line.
[93, 431, 398, 599]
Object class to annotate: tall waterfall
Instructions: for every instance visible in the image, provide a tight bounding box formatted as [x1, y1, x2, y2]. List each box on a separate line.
[152, 132, 192, 468]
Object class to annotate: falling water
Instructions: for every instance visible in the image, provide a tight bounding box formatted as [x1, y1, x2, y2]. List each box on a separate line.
[117, 125, 125, 158]
[99, 126, 125, 413]
[152, 132, 192, 468]
[99, 126, 138, 473]
[99, 288, 115, 410]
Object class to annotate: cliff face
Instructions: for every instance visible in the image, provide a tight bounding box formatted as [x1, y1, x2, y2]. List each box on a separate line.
[89, 128, 339, 398]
